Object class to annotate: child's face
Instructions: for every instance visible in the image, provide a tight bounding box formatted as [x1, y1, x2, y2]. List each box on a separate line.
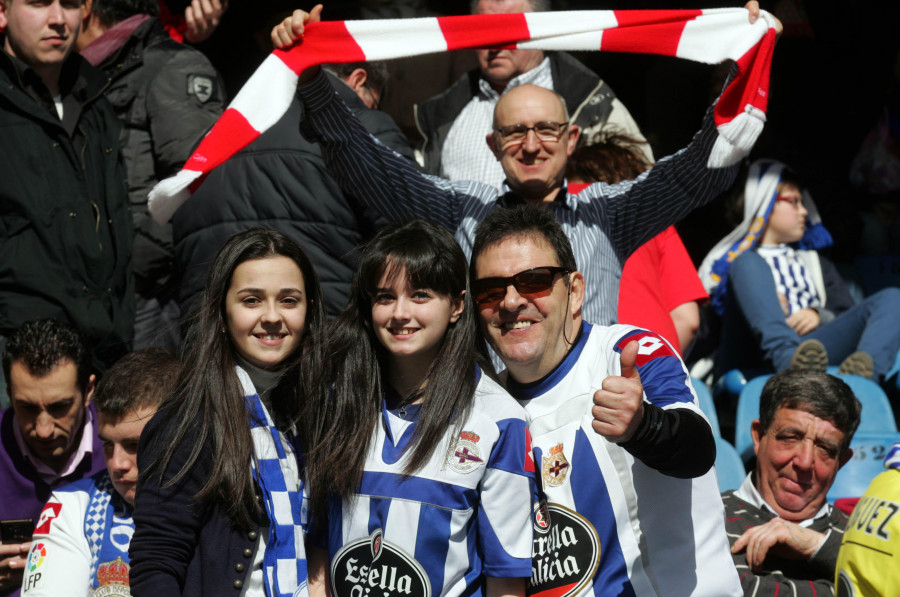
[762, 184, 808, 245]
[225, 256, 307, 370]
[370, 267, 464, 366]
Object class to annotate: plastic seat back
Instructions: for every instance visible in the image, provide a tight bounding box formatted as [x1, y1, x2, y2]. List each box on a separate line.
[715, 437, 747, 492]
[691, 376, 720, 438]
[827, 431, 900, 503]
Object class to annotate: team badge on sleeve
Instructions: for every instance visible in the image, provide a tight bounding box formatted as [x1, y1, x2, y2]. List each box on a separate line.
[541, 444, 569, 487]
[331, 529, 432, 597]
[22, 543, 47, 592]
[187, 74, 214, 103]
[614, 331, 676, 367]
[447, 430, 484, 474]
[33, 502, 62, 535]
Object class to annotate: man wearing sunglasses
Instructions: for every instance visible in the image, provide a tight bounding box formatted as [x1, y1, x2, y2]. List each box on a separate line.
[469, 205, 741, 597]
[277, 3, 779, 330]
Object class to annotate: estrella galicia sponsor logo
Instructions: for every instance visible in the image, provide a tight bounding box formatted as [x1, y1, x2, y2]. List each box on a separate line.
[331, 529, 431, 597]
[528, 504, 600, 597]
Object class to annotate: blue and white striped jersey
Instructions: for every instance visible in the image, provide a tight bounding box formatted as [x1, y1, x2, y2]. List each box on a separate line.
[314, 370, 536, 597]
[508, 323, 741, 597]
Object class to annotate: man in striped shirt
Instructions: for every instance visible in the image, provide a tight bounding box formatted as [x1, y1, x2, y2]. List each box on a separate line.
[280, 3, 772, 327]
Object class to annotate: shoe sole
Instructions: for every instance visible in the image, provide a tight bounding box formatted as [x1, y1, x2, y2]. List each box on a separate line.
[838, 352, 874, 379]
[791, 339, 828, 372]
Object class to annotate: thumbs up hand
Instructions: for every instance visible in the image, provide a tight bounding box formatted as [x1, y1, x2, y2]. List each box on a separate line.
[591, 340, 644, 443]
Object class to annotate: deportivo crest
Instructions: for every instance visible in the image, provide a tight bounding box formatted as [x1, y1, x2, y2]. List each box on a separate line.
[331, 529, 432, 597]
[528, 504, 600, 597]
[90, 557, 131, 597]
[187, 74, 214, 103]
[446, 430, 484, 474]
[541, 444, 569, 487]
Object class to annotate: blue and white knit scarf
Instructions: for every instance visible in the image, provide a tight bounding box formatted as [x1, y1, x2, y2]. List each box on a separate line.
[84, 473, 134, 589]
[238, 367, 309, 597]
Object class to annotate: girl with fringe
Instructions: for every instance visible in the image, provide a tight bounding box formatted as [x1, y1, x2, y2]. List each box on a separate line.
[304, 220, 536, 597]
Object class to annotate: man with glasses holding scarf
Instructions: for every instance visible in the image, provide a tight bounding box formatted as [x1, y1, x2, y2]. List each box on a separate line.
[278, 2, 778, 328]
[468, 204, 740, 597]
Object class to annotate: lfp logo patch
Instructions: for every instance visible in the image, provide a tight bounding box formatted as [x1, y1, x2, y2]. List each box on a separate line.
[28, 543, 47, 571]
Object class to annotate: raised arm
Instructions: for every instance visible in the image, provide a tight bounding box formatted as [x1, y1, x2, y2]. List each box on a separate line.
[273, 6, 495, 235]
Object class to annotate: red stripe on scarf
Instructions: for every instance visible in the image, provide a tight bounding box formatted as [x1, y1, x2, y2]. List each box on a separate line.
[604, 10, 702, 56]
[277, 21, 366, 73]
[713, 28, 774, 128]
[186, 108, 259, 172]
[437, 13, 530, 51]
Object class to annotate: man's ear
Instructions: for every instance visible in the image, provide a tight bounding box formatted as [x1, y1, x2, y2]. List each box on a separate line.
[568, 271, 585, 318]
[565, 124, 580, 156]
[486, 133, 502, 161]
[344, 67, 368, 94]
[0, 0, 8, 31]
[83, 373, 97, 407]
[81, 0, 93, 20]
[751, 419, 763, 455]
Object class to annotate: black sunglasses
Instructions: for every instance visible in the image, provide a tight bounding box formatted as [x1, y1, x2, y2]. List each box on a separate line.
[472, 267, 569, 306]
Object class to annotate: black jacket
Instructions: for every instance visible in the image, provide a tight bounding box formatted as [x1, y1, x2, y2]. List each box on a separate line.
[130, 403, 265, 597]
[172, 73, 414, 318]
[98, 17, 225, 298]
[0, 48, 133, 369]
[415, 51, 620, 176]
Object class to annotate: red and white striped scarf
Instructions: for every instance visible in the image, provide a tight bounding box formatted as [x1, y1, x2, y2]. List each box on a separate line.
[149, 8, 777, 224]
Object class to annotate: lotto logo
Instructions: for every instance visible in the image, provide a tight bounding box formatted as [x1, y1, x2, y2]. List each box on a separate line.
[636, 337, 663, 355]
[34, 502, 62, 535]
[615, 332, 675, 366]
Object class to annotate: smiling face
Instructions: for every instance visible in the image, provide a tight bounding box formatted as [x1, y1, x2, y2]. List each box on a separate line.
[474, 235, 583, 383]
[761, 184, 808, 246]
[371, 266, 464, 374]
[225, 256, 307, 371]
[9, 359, 94, 472]
[751, 407, 851, 522]
[0, 0, 82, 85]
[98, 406, 155, 507]
[474, 0, 544, 92]
[488, 85, 579, 204]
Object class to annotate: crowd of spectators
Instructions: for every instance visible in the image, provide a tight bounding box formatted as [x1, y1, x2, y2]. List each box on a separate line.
[1, 0, 899, 596]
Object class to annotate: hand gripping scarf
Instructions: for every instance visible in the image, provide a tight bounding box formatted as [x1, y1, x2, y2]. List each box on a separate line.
[239, 367, 308, 597]
[148, 7, 778, 225]
[698, 159, 833, 315]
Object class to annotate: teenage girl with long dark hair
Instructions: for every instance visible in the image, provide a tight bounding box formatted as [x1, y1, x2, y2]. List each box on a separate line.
[130, 228, 326, 597]
[304, 220, 535, 597]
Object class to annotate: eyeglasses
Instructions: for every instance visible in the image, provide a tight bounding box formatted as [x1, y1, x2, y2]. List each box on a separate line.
[494, 121, 569, 147]
[776, 195, 803, 208]
[472, 267, 569, 306]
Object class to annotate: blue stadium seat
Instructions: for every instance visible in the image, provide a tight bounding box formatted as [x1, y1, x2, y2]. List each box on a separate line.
[836, 375, 897, 433]
[691, 376, 720, 438]
[715, 437, 746, 492]
[734, 375, 772, 463]
[827, 431, 900, 503]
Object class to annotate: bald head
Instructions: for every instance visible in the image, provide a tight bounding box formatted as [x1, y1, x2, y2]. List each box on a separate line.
[487, 85, 579, 205]
[493, 84, 569, 130]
